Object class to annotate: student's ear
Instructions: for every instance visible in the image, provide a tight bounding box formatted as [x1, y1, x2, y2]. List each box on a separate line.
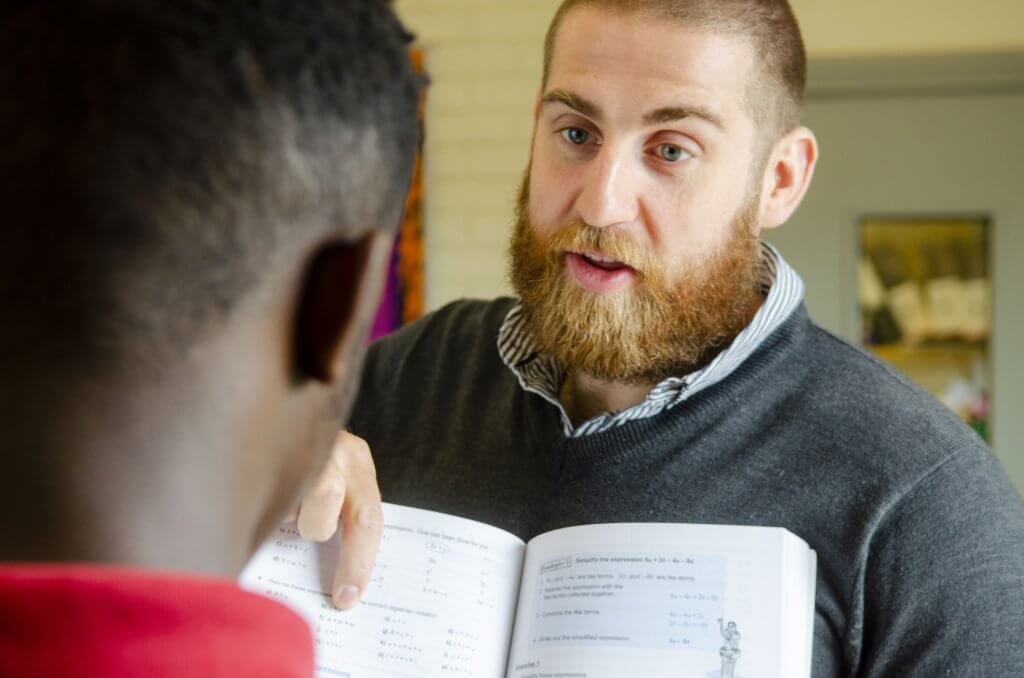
[758, 126, 819, 233]
[294, 230, 392, 384]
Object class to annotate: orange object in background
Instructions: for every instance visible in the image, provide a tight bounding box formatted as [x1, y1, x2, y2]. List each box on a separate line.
[371, 49, 426, 339]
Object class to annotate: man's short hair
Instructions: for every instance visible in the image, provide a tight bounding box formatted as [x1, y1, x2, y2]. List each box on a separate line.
[1, 0, 422, 363]
[543, 0, 806, 144]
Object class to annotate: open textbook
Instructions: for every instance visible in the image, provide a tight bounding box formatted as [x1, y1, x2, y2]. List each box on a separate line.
[240, 503, 816, 678]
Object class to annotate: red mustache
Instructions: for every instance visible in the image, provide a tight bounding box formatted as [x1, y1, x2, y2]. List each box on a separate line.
[543, 222, 654, 277]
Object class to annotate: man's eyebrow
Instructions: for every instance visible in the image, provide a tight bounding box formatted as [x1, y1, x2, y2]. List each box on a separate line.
[541, 89, 602, 121]
[541, 90, 725, 132]
[644, 105, 726, 131]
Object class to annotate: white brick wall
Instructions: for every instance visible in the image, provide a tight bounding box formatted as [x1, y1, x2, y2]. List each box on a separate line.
[395, 1, 558, 310]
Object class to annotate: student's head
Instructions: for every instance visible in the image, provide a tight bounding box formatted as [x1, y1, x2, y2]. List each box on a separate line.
[0, 0, 421, 570]
[510, 0, 818, 383]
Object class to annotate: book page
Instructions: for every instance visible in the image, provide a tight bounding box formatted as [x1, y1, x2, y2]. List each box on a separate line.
[506, 522, 814, 678]
[240, 503, 526, 678]
[777, 533, 818, 678]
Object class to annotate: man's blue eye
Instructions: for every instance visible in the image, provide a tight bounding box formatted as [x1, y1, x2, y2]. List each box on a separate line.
[658, 143, 687, 162]
[561, 127, 590, 145]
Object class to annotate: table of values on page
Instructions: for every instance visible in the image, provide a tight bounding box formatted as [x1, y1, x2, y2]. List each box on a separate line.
[241, 505, 526, 678]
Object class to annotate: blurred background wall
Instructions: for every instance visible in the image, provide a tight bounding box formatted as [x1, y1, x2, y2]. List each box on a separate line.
[392, 0, 1024, 490]
[793, 0, 1024, 56]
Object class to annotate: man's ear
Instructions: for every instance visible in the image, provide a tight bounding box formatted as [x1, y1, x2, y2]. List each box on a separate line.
[758, 126, 819, 232]
[294, 230, 393, 384]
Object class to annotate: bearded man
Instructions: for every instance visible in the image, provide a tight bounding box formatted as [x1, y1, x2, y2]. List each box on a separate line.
[295, 0, 1024, 675]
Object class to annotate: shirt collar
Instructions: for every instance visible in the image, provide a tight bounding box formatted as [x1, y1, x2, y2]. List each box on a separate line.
[497, 242, 805, 437]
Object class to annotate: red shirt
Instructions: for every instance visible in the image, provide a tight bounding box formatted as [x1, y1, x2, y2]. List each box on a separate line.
[0, 564, 313, 677]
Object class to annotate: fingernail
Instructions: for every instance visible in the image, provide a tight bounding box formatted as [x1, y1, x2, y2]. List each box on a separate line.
[334, 585, 360, 609]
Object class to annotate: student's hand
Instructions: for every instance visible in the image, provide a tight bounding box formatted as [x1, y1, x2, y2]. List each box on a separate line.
[288, 431, 382, 610]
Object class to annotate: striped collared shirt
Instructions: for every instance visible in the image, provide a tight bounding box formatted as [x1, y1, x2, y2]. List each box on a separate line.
[497, 242, 805, 437]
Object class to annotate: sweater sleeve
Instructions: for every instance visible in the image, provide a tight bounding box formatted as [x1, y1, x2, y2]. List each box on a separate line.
[857, 443, 1024, 677]
[347, 298, 517, 481]
[346, 306, 434, 460]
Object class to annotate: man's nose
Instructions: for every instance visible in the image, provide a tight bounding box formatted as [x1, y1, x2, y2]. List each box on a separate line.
[574, 145, 639, 229]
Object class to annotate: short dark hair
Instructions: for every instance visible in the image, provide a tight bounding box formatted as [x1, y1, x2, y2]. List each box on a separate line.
[0, 0, 422, 364]
[543, 0, 806, 144]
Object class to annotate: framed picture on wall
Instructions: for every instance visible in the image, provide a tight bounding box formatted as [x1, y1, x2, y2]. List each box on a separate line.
[858, 216, 992, 439]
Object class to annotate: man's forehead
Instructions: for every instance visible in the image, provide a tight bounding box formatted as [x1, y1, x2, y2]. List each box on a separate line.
[546, 6, 754, 120]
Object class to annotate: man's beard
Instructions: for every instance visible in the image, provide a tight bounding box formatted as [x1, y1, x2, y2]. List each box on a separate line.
[508, 176, 764, 385]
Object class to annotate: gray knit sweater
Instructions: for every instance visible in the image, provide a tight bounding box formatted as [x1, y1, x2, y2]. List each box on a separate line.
[350, 298, 1024, 677]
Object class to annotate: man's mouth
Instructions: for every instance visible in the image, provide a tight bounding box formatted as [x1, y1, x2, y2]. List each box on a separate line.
[565, 250, 638, 294]
[576, 250, 631, 272]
